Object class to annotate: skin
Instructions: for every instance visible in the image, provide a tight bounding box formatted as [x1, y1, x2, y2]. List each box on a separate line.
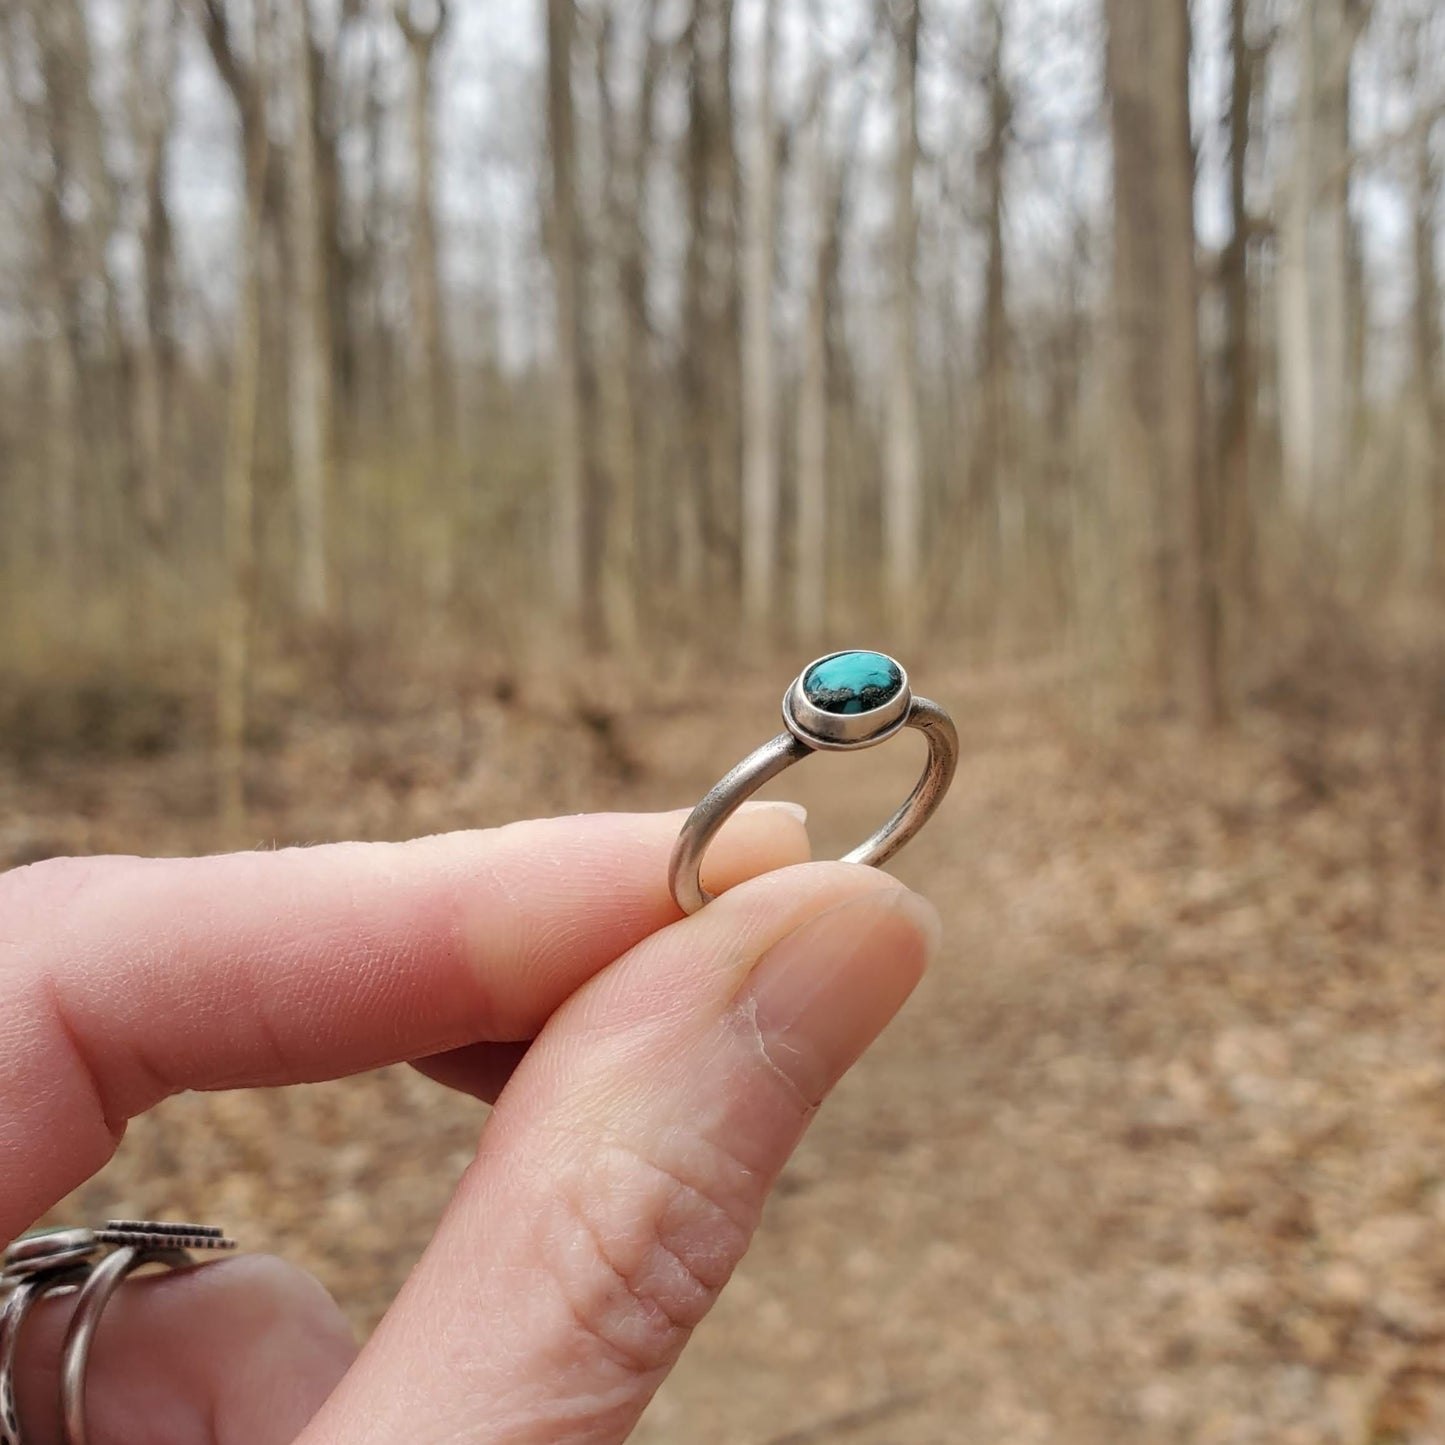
[0, 804, 940, 1444]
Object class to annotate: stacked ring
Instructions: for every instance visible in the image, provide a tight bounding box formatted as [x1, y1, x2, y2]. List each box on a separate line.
[0, 1222, 236, 1445]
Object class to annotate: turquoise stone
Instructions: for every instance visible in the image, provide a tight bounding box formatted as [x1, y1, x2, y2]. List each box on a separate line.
[802, 651, 903, 715]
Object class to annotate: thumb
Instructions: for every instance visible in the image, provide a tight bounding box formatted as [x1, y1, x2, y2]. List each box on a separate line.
[299, 862, 939, 1445]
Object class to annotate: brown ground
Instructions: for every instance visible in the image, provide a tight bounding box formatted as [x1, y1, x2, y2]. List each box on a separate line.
[7, 656, 1445, 1444]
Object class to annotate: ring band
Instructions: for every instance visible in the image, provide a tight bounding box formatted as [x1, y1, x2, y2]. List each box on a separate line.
[668, 651, 958, 914]
[61, 1245, 189, 1445]
[1, 1276, 87, 1445]
[0, 1222, 236, 1445]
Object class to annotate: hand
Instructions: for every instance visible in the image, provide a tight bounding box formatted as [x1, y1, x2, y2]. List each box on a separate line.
[0, 806, 939, 1444]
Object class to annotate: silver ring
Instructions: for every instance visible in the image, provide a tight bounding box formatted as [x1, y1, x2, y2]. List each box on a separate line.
[668, 650, 958, 914]
[61, 1245, 189, 1445]
[0, 1222, 236, 1445]
[2, 1276, 86, 1445]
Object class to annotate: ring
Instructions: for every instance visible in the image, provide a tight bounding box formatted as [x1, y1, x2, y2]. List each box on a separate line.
[668, 650, 958, 914]
[1, 1274, 85, 1445]
[0, 1222, 236, 1445]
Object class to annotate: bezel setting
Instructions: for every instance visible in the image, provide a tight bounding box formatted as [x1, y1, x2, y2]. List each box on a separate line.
[783, 650, 912, 750]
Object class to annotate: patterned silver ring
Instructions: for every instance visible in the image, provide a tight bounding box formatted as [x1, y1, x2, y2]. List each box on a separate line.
[0, 1223, 236, 1445]
[668, 651, 958, 915]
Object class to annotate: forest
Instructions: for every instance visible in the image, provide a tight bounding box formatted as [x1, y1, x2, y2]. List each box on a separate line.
[1, 0, 1440, 736]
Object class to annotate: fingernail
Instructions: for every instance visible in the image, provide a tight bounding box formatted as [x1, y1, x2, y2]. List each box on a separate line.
[738, 886, 941, 1104]
[739, 801, 809, 825]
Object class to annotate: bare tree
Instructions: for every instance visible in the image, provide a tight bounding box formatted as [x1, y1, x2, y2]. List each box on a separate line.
[883, 0, 922, 638]
[126, 0, 181, 544]
[1276, 0, 1369, 518]
[287, 0, 335, 621]
[394, 0, 449, 449]
[1218, 0, 1258, 627]
[592, 1, 654, 651]
[31, 0, 127, 383]
[1106, 0, 1221, 724]
[12, 0, 130, 574]
[218, 53, 273, 837]
[353, 13, 396, 429]
[314, 10, 362, 439]
[395, 0, 451, 603]
[681, 0, 742, 610]
[195, 0, 267, 186]
[794, 58, 835, 646]
[740, 0, 780, 632]
[975, 0, 1012, 628]
[546, 0, 605, 645]
[1409, 34, 1444, 580]
[1409, 14, 1445, 888]
[1, 7, 82, 574]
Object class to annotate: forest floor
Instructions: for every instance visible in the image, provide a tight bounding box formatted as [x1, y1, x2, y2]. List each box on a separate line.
[6, 647, 1445, 1445]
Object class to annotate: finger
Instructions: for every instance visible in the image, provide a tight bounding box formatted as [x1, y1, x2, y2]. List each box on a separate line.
[300, 862, 940, 1445]
[0, 805, 808, 1240]
[11, 1255, 355, 1445]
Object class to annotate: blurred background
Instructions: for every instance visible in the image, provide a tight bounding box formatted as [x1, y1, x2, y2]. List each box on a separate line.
[4, 0, 1445, 1440]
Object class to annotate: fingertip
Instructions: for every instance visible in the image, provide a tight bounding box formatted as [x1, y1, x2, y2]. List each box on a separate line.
[699, 801, 812, 897]
[737, 882, 939, 1103]
[746, 800, 809, 826]
[698, 857, 905, 936]
[565, 860, 906, 1040]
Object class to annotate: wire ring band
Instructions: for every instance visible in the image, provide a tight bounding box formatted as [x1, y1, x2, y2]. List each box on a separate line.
[669, 653, 958, 915]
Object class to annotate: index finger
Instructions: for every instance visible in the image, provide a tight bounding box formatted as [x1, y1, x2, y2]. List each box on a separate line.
[0, 805, 808, 1239]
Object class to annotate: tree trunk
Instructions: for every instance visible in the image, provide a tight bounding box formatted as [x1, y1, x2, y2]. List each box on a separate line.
[218, 117, 271, 838]
[1105, 0, 1221, 725]
[0, 12, 77, 577]
[1412, 115, 1443, 585]
[126, 0, 181, 546]
[794, 66, 836, 647]
[1218, 0, 1255, 635]
[23, 0, 128, 577]
[356, 19, 394, 431]
[1277, 0, 1361, 520]
[883, 0, 922, 639]
[1415, 93, 1444, 887]
[740, 0, 779, 633]
[287, 0, 334, 622]
[34, 0, 130, 408]
[681, 0, 742, 620]
[394, 2, 449, 442]
[310, 24, 357, 443]
[977, 0, 1012, 639]
[615, 9, 666, 630]
[396, 0, 451, 604]
[546, 0, 605, 647]
[593, 7, 643, 652]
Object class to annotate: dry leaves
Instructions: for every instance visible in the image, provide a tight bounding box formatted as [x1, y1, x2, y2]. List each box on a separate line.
[5, 656, 1445, 1443]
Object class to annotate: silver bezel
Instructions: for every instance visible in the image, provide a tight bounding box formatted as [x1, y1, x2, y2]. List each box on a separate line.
[782, 651, 912, 751]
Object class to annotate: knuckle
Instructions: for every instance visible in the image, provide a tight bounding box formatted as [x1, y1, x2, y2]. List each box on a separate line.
[535, 1133, 762, 1378]
[0, 857, 149, 1116]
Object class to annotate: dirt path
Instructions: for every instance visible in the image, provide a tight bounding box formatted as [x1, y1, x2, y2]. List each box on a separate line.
[10, 663, 1445, 1443]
